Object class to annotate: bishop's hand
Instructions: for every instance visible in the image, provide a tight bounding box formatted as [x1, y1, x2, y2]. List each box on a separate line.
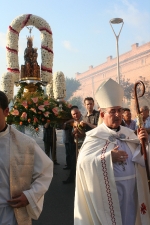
[111, 146, 128, 163]
[137, 127, 148, 144]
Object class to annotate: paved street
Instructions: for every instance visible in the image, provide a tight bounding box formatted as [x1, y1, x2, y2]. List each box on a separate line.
[29, 130, 75, 225]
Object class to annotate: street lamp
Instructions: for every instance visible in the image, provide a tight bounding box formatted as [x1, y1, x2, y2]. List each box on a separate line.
[109, 18, 124, 84]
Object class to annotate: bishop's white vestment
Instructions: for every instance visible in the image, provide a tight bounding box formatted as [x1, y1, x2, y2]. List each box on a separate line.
[0, 125, 53, 225]
[74, 123, 150, 225]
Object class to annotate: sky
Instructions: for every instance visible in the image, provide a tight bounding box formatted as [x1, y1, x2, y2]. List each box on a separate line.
[0, 0, 150, 79]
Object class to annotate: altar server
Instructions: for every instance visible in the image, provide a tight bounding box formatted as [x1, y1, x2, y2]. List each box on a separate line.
[74, 78, 150, 225]
[0, 91, 53, 225]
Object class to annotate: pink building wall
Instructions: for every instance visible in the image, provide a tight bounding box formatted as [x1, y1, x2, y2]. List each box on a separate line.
[74, 42, 150, 104]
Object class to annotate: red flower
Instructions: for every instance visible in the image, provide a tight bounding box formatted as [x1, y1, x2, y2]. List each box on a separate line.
[44, 111, 50, 117]
[141, 203, 147, 214]
[52, 107, 59, 116]
[30, 108, 37, 113]
[22, 100, 28, 107]
[44, 100, 49, 106]
[20, 112, 27, 121]
[31, 97, 38, 103]
[11, 109, 19, 116]
[34, 117, 38, 123]
[38, 105, 45, 111]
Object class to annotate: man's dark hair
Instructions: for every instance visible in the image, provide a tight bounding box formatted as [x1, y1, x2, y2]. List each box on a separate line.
[84, 97, 94, 103]
[70, 105, 78, 111]
[123, 108, 130, 112]
[0, 91, 9, 110]
[141, 106, 149, 111]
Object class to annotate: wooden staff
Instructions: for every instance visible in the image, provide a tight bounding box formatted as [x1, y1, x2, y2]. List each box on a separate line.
[73, 122, 79, 162]
[76, 135, 78, 162]
[52, 127, 55, 162]
[75, 123, 85, 161]
[134, 80, 150, 191]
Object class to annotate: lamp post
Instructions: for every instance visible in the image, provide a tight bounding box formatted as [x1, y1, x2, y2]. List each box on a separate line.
[109, 18, 124, 84]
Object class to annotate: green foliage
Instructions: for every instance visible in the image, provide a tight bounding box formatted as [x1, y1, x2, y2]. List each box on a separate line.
[120, 75, 150, 101]
[120, 76, 134, 100]
[138, 76, 150, 97]
[65, 77, 81, 100]
[16, 83, 26, 99]
[7, 84, 72, 134]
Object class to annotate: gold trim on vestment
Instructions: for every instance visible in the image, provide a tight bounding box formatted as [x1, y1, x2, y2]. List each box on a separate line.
[9, 126, 34, 225]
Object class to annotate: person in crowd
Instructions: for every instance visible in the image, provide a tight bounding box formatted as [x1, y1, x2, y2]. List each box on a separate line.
[43, 122, 60, 165]
[63, 106, 85, 184]
[135, 105, 150, 141]
[0, 91, 53, 225]
[62, 127, 72, 170]
[140, 106, 150, 136]
[122, 108, 136, 130]
[82, 97, 99, 131]
[74, 78, 150, 225]
[62, 106, 78, 171]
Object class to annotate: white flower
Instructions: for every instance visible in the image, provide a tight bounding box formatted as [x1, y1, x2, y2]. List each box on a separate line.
[46, 80, 54, 97]
[53, 71, 66, 99]
[2, 14, 53, 100]
[41, 71, 52, 83]
[0, 72, 14, 101]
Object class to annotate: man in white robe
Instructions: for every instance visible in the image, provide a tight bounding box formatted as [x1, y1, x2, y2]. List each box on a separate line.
[74, 79, 150, 225]
[0, 91, 53, 225]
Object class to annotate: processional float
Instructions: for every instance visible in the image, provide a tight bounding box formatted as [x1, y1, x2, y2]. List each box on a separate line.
[0, 14, 71, 134]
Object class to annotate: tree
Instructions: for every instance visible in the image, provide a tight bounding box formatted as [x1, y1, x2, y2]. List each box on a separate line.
[138, 76, 150, 97]
[69, 96, 84, 112]
[120, 75, 134, 101]
[65, 77, 81, 100]
[120, 75, 150, 110]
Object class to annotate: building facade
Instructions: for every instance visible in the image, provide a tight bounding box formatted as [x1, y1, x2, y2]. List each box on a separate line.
[74, 42, 150, 105]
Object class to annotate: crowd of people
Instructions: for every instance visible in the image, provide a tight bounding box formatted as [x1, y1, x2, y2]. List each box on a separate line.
[44, 97, 150, 184]
[43, 85, 150, 224]
[1, 77, 150, 224]
[61, 97, 99, 184]
[74, 79, 150, 225]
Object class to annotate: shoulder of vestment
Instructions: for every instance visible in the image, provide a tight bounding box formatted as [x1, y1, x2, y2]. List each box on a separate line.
[86, 123, 136, 140]
[10, 125, 36, 144]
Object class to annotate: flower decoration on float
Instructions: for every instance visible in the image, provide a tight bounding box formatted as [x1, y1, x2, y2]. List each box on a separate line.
[53, 71, 66, 100]
[46, 79, 54, 98]
[7, 84, 72, 133]
[0, 14, 72, 134]
[53, 71, 66, 112]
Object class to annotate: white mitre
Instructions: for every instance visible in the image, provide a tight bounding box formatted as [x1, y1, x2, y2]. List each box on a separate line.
[95, 78, 124, 108]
